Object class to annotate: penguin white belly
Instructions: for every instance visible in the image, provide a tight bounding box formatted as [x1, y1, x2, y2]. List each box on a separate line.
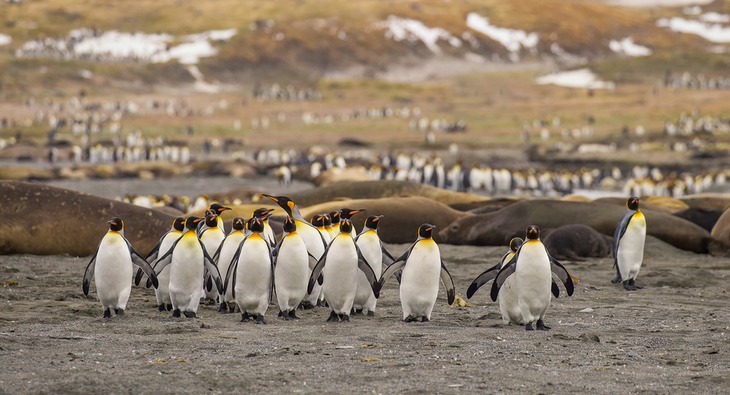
[234, 238, 272, 315]
[515, 242, 552, 324]
[274, 236, 309, 312]
[617, 217, 646, 281]
[154, 234, 178, 306]
[95, 234, 133, 310]
[169, 237, 204, 313]
[217, 233, 245, 305]
[353, 233, 382, 313]
[399, 242, 441, 320]
[498, 276, 524, 325]
[321, 239, 359, 315]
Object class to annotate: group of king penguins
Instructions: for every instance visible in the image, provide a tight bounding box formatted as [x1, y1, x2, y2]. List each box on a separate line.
[82, 194, 647, 330]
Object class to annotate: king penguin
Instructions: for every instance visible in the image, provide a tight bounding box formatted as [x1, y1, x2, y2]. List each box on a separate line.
[352, 215, 395, 315]
[225, 217, 273, 324]
[252, 207, 276, 247]
[200, 212, 226, 304]
[374, 224, 455, 322]
[308, 219, 378, 322]
[134, 217, 185, 311]
[611, 196, 647, 291]
[152, 216, 224, 318]
[273, 217, 310, 320]
[490, 225, 574, 330]
[262, 194, 327, 309]
[311, 214, 333, 246]
[82, 218, 159, 318]
[338, 208, 366, 238]
[212, 217, 247, 313]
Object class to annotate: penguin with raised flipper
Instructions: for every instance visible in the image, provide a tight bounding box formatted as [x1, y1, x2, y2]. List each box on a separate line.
[352, 215, 395, 315]
[611, 196, 647, 291]
[490, 225, 574, 331]
[212, 217, 247, 313]
[308, 219, 378, 322]
[466, 237, 523, 299]
[134, 217, 185, 311]
[374, 224, 455, 323]
[83, 218, 159, 318]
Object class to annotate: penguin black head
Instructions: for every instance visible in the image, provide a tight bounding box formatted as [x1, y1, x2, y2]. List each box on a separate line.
[209, 203, 231, 215]
[248, 217, 264, 233]
[205, 213, 219, 227]
[340, 219, 353, 234]
[283, 216, 297, 233]
[107, 217, 124, 232]
[330, 211, 342, 224]
[232, 217, 245, 231]
[185, 216, 202, 231]
[525, 225, 540, 240]
[364, 215, 383, 230]
[311, 214, 327, 228]
[253, 207, 275, 219]
[418, 223, 435, 239]
[339, 208, 365, 220]
[509, 237, 524, 252]
[323, 213, 332, 227]
[261, 194, 296, 216]
[627, 196, 640, 211]
[172, 217, 186, 232]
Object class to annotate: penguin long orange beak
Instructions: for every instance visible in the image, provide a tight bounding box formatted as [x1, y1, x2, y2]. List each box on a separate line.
[262, 208, 275, 215]
[350, 209, 366, 216]
[261, 194, 277, 203]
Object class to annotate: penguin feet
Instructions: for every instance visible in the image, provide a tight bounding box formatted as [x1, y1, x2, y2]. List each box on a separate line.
[327, 311, 339, 322]
[183, 311, 197, 319]
[255, 314, 266, 325]
[172, 309, 181, 318]
[628, 279, 643, 290]
[115, 308, 124, 316]
[300, 301, 316, 310]
[317, 299, 329, 308]
[241, 312, 251, 322]
[367, 311, 375, 317]
[536, 320, 550, 331]
[288, 310, 299, 320]
[218, 304, 229, 314]
[611, 273, 622, 284]
[404, 315, 418, 323]
[525, 322, 534, 331]
[623, 280, 637, 291]
[158, 304, 167, 312]
[103, 308, 112, 319]
[421, 316, 430, 323]
[166, 304, 173, 311]
[352, 308, 363, 316]
[278, 310, 290, 321]
[338, 314, 350, 322]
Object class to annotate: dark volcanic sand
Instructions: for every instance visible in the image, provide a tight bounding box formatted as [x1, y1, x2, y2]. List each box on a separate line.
[1, 237, 729, 394]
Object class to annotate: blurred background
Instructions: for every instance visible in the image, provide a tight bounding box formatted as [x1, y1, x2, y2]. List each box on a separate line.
[0, 0, 728, 204]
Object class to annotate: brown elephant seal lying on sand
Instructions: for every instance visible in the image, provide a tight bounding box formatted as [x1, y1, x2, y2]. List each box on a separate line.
[0, 181, 176, 256]
[300, 196, 468, 244]
[439, 199, 717, 254]
[542, 224, 612, 261]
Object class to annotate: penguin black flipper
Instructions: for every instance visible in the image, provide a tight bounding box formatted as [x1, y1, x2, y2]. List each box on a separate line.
[612, 211, 634, 281]
[489, 251, 519, 302]
[374, 259, 407, 298]
[223, 240, 244, 298]
[439, 259, 456, 306]
[125, 238, 159, 289]
[200, 240, 224, 295]
[466, 262, 501, 299]
[355, 244, 379, 295]
[551, 280, 560, 298]
[135, 230, 171, 285]
[82, 249, 99, 296]
[548, 253, 574, 296]
[152, 234, 184, 275]
[308, 243, 332, 294]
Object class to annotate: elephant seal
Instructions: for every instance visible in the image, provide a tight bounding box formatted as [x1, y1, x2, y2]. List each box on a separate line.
[439, 199, 715, 253]
[711, 208, 730, 254]
[680, 194, 730, 212]
[300, 196, 469, 244]
[287, 180, 487, 208]
[673, 207, 724, 232]
[0, 181, 176, 256]
[542, 224, 612, 261]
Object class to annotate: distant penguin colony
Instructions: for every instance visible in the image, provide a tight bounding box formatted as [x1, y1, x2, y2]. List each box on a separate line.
[82, 194, 645, 330]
